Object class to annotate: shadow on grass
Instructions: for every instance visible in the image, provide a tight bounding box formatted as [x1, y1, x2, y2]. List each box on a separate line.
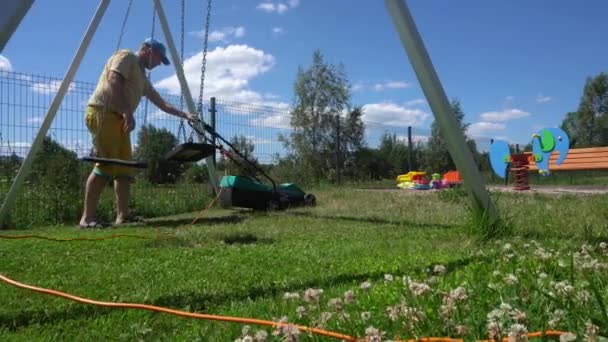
[143, 215, 247, 228]
[0, 252, 493, 331]
[285, 211, 457, 230]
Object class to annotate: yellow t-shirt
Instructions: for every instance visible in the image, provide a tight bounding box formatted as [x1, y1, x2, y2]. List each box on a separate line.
[87, 49, 152, 114]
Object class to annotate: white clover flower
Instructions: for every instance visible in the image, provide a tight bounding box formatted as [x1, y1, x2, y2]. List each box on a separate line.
[511, 309, 527, 323]
[433, 264, 447, 275]
[455, 325, 470, 336]
[504, 273, 519, 285]
[360, 281, 372, 291]
[283, 292, 300, 300]
[547, 309, 565, 328]
[508, 323, 528, 342]
[409, 281, 431, 296]
[487, 320, 501, 340]
[559, 332, 576, 342]
[386, 305, 400, 321]
[343, 290, 356, 304]
[360, 311, 371, 321]
[303, 288, 323, 303]
[585, 321, 599, 341]
[295, 306, 306, 319]
[365, 326, 385, 342]
[253, 330, 268, 341]
[449, 286, 468, 302]
[242, 325, 251, 336]
[328, 298, 343, 311]
[384, 273, 394, 283]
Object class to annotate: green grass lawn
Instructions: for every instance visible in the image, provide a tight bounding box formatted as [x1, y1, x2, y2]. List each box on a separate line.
[1, 187, 607, 341]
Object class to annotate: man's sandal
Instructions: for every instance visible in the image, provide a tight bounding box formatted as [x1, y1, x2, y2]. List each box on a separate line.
[79, 221, 111, 229]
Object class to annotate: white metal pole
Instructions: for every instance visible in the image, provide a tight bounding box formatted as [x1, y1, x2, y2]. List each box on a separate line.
[152, 0, 220, 193]
[0, 0, 35, 52]
[0, 0, 111, 227]
[384, 0, 499, 223]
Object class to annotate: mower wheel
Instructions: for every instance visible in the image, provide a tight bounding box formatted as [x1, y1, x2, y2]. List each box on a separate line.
[304, 193, 316, 206]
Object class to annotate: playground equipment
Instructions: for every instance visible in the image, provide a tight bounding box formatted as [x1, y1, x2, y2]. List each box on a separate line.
[489, 127, 570, 190]
[396, 170, 461, 190]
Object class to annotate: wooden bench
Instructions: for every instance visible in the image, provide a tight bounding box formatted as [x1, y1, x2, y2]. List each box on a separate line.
[526, 146, 608, 172]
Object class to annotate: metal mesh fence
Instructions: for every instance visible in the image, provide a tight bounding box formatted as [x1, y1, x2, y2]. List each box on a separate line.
[0, 70, 430, 227]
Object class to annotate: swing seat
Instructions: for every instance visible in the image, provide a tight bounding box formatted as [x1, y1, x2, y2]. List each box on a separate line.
[164, 142, 215, 162]
[81, 156, 148, 169]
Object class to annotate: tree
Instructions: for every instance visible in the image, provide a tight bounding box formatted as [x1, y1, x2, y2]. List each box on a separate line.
[133, 124, 183, 184]
[223, 134, 260, 177]
[377, 132, 410, 178]
[421, 99, 476, 173]
[282, 50, 364, 182]
[560, 73, 608, 147]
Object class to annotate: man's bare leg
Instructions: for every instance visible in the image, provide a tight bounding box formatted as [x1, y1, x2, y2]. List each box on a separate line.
[114, 177, 131, 224]
[80, 172, 107, 226]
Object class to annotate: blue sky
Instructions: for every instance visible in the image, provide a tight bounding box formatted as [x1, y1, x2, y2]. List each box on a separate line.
[2, 0, 608, 156]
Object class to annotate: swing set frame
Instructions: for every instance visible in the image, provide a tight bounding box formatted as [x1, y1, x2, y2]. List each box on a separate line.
[0, 0, 221, 225]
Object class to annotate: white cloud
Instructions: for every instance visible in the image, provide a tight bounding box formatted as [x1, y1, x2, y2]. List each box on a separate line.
[250, 113, 291, 129]
[355, 80, 410, 92]
[31, 80, 75, 94]
[0, 55, 12, 71]
[536, 94, 552, 103]
[272, 27, 286, 35]
[257, 3, 275, 12]
[154, 44, 275, 104]
[27, 117, 43, 124]
[256, 1, 297, 14]
[193, 26, 246, 43]
[277, 3, 288, 13]
[403, 98, 426, 107]
[480, 108, 530, 122]
[467, 122, 506, 136]
[362, 102, 429, 127]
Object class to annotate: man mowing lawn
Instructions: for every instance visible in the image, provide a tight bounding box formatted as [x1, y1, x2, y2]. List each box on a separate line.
[80, 38, 198, 229]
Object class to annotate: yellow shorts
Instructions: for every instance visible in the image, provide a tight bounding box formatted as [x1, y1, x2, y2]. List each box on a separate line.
[85, 105, 133, 179]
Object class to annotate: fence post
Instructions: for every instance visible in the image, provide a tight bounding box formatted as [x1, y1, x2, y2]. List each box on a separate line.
[336, 114, 341, 185]
[407, 126, 413, 171]
[209, 97, 217, 167]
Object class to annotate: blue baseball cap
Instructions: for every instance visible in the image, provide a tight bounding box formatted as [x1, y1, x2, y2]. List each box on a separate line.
[143, 37, 170, 65]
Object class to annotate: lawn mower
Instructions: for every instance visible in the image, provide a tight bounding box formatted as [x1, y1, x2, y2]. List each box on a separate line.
[169, 120, 316, 211]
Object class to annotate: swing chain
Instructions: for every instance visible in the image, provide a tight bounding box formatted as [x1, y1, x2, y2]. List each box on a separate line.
[177, 0, 189, 142]
[143, 11, 157, 129]
[197, 0, 213, 119]
[115, 0, 133, 51]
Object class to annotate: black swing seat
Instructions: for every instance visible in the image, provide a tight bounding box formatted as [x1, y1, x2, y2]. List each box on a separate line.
[164, 142, 215, 163]
[81, 156, 148, 169]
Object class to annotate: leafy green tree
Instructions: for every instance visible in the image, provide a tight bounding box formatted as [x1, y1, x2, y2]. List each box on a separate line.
[420, 99, 476, 173]
[561, 73, 608, 147]
[281, 50, 364, 183]
[134, 124, 183, 184]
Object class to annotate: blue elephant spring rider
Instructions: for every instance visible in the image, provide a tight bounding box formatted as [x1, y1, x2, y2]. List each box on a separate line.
[489, 128, 570, 190]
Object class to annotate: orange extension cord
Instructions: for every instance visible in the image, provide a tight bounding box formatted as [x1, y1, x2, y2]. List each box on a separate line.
[0, 188, 569, 341]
